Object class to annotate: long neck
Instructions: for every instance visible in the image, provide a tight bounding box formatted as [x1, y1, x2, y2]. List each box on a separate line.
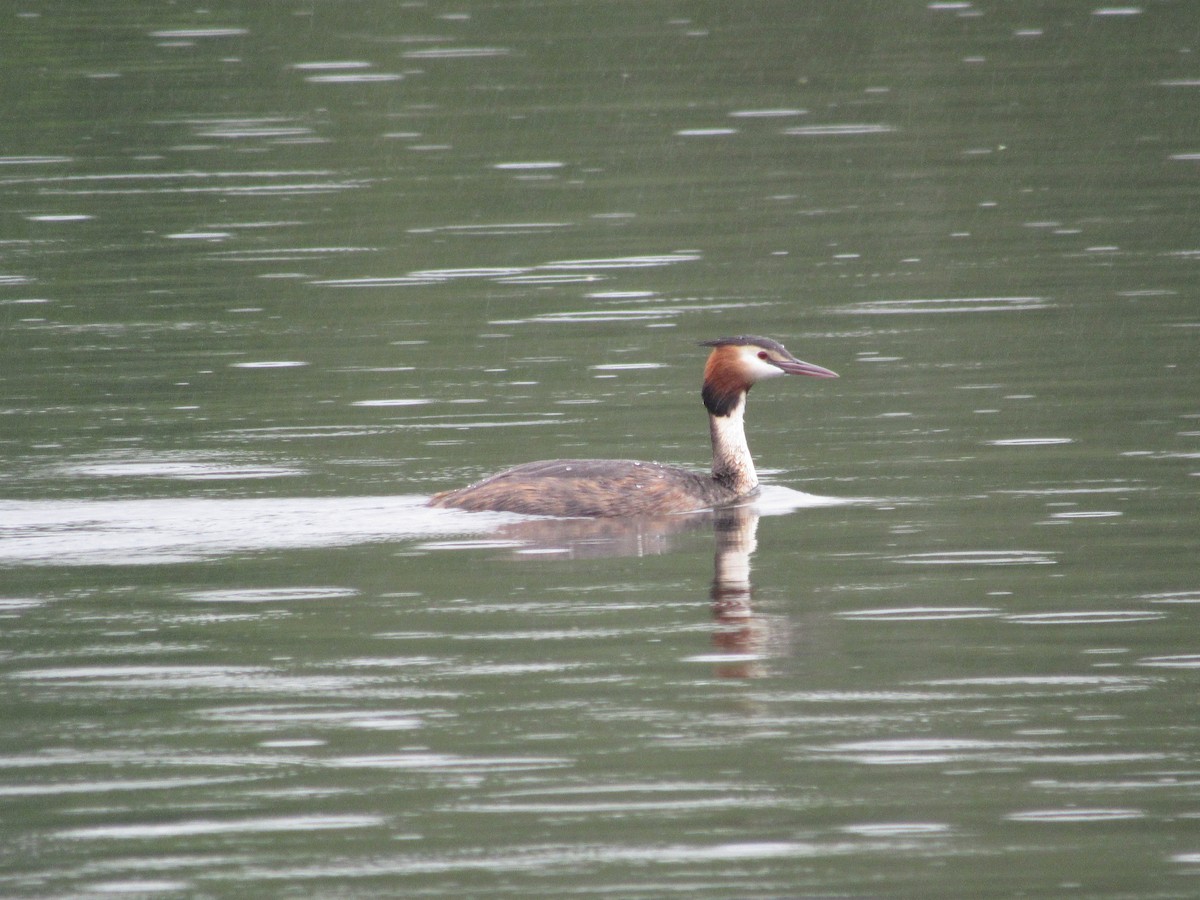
[708, 391, 758, 495]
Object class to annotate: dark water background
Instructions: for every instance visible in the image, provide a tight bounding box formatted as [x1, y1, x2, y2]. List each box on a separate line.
[2, 2, 1198, 896]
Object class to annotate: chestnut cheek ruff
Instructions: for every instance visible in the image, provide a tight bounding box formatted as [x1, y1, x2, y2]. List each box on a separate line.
[701, 345, 754, 418]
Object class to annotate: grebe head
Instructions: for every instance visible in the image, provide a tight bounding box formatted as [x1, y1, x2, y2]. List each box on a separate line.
[699, 335, 837, 416]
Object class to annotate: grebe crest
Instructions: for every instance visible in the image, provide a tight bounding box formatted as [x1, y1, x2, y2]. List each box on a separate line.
[429, 335, 837, 517]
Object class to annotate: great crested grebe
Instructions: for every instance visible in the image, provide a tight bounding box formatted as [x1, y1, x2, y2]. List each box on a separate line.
[428, 335, 838, 517]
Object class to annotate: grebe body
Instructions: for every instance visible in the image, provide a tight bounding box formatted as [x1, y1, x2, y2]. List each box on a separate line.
[429, 336, 837, 517]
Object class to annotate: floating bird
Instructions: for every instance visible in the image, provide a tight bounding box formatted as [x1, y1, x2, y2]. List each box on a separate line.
[429, 336, 837, 517]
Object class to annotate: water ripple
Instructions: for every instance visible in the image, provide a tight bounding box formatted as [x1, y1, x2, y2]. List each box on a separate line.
[836, 296, 1050, 314]
[891, 550, 1056, 566]
[1006, 611, 1165, 625]
[1005, 808, 1144, 823]
[402, 47, 511, 59]
[0, 775, 257, 797]
[183, 587, 360, 604]
[784, 124, 897, 136]
[149, 28, 250, 39]
[326, 753, 569, 772]
[56, 452, 304, 482]
[60, 814, 383, 840]
[990, 437, 1074, 447]
[1138, 655, 1200, 669]
[303, 73, 403, 84]
[311, 251, 698, 290]
[838, 606, 1000, 621]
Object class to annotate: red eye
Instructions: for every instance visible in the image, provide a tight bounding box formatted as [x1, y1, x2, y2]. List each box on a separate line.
[758, 351, 769, 360]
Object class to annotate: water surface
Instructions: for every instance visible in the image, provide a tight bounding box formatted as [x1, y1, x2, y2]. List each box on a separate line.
[2, 2, 1198, 897]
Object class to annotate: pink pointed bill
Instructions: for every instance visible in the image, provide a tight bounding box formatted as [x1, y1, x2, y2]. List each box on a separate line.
[775, 357, 839, 378]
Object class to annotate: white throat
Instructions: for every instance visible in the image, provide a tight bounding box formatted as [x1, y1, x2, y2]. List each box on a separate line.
[708, 394, 758, 494]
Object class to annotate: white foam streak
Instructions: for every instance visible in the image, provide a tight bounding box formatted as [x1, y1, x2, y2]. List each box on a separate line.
[0, 495, 509, 566]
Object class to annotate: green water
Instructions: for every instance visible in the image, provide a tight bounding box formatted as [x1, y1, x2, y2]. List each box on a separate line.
[2, 2, 1198, 896]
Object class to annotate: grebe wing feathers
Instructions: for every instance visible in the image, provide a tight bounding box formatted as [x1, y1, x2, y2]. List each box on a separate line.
[429, 458, 738, 517]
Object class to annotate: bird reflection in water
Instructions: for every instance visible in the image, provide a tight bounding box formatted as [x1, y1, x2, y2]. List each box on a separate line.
[494, 503, 773, 678]
[708, 505, 769, 679]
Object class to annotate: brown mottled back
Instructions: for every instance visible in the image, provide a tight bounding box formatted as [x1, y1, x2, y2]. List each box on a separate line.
[429, 459, 740, 517]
